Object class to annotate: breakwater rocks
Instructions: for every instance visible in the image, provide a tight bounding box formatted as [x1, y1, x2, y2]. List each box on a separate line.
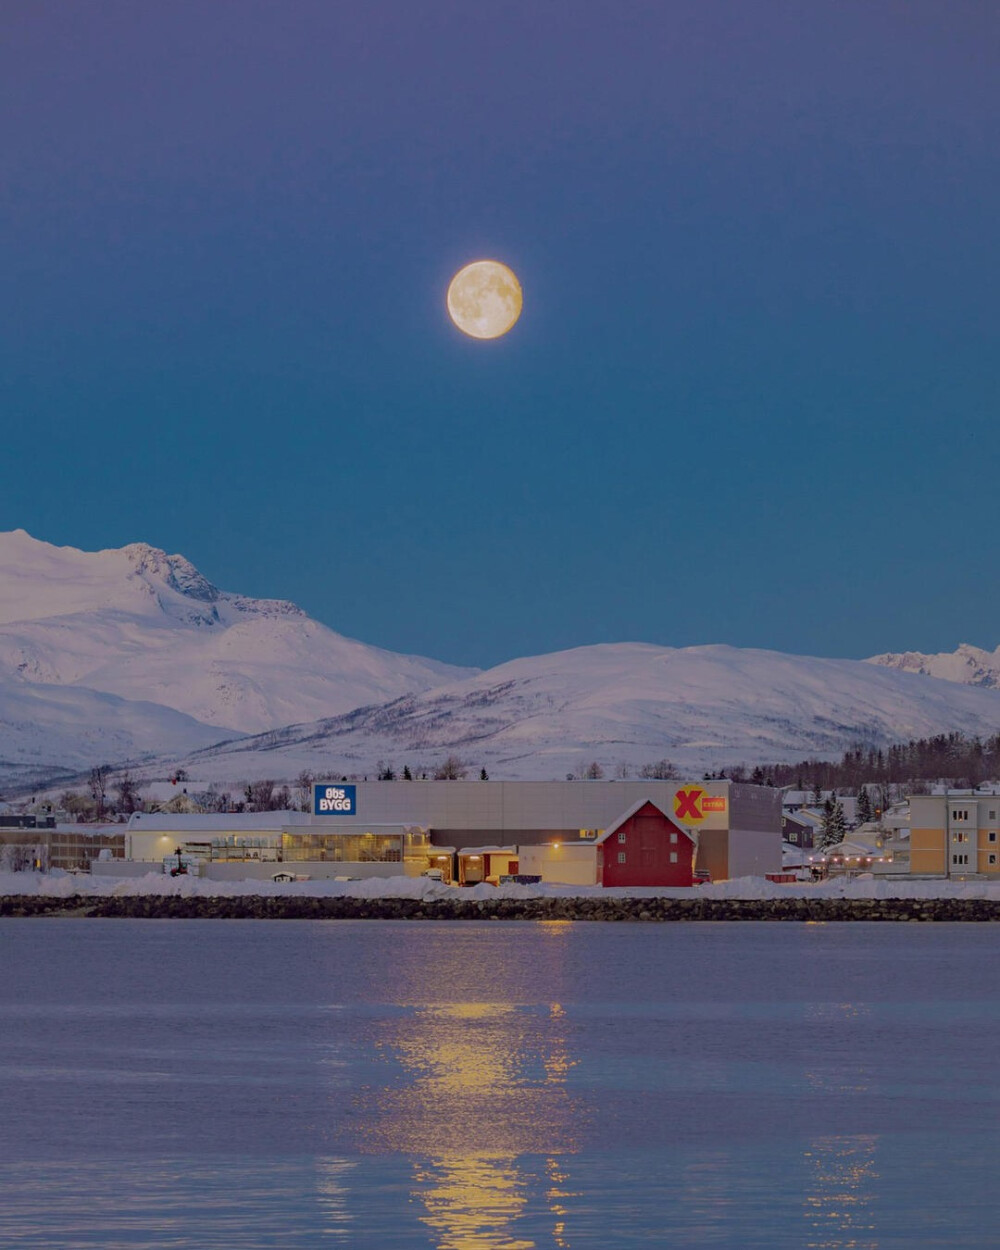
[2, 894, 1000, 921]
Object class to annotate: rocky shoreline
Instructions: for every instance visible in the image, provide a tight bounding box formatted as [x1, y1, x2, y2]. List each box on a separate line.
[2, 894, 1000, 921]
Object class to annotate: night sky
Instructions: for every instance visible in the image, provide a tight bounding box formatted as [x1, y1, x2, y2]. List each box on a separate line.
[3, 2, 998, 668]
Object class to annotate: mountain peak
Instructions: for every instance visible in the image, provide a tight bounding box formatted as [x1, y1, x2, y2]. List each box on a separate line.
[0, 530, 473, 750]
[121, 542, 221, 605]
[867, 642, 1000, 689]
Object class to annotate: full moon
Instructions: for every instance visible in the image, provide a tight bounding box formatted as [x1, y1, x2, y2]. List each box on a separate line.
[446, 260, 522, 339]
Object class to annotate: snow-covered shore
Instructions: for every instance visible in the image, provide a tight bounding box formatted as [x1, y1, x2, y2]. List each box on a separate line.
[3, 870, 1000, 903]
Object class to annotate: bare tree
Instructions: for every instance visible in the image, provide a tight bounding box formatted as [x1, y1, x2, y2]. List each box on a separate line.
[2, 843, 36, 872]
[113, 769, 143, 815]
[89, 765, 112, 821]
[433, 755, 467, 780]
[638, 759, 676, 780]
[245, 779, 275, 812]
[294, 770, 315, 811]
[581, 761, 604, 780]
[193, 789, 224, 813]
[60, 790, 96, 821]
[243, 780, 293, 811]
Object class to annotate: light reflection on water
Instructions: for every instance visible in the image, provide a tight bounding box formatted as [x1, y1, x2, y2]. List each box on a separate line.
[2, 919, 1000, 1248]
[359, 999, 580, 1247]
[804, 1135, 879, 1250]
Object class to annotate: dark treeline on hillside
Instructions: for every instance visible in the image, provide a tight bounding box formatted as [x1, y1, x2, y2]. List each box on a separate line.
[729, 732, 1000, 794]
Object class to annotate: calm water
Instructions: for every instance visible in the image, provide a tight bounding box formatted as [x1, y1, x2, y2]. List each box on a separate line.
[0, 919, 998, 1248]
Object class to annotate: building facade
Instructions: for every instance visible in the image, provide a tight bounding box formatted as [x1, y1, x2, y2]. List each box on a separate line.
[119, 780, 781, 884]
[596, 799, 696, 888]
[910, 792, 1000, 878]
[0, 823, 125, 871]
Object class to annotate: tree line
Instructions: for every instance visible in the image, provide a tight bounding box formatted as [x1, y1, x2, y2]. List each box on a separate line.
[729, 732, 1000, 794]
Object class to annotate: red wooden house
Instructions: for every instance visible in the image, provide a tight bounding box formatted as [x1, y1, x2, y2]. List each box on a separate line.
[596, 798, 696, 887]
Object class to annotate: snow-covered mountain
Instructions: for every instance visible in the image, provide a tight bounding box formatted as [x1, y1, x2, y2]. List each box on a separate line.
[0, 671, 228, 789]
[6, 529, 1000, 790]
[0, 530, 473, 783]
[867, 643, 1000, 690]
[180, 642, 1000, 783]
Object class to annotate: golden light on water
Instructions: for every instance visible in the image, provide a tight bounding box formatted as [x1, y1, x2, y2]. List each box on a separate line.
[352, 998, 579, 1247]
[803, 1135, 880, 1250]
[447, 260, 523, 339]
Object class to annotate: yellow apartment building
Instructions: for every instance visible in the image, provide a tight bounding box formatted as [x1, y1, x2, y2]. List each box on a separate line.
[909, 792, 1000, 878]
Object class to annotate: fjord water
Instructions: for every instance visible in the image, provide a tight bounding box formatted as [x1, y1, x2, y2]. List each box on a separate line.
[1, 920, 998, 1248]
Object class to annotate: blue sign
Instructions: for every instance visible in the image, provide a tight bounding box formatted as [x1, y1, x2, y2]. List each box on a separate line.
[313, 783, 357, 816]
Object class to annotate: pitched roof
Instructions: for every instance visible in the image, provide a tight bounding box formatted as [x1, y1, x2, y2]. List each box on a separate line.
[595, 797, 695, 845]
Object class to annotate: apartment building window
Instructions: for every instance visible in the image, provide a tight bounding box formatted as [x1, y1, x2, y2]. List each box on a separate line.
[952, 809, 969, 822]
[990, 854, 998, 866]
[617, 852, 626, 864]
[953, 832, 967, 843]
[989, 832, 997, 843]
[990, 810, 997, 821]
[952, 853, 969, 866]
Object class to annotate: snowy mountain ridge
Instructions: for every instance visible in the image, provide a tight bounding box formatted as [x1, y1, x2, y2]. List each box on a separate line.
[0, 530, 473, 782]
[867, 643, 1000, 691]
[180, 641, 1000, 783]
[4, 529, 1000, 789]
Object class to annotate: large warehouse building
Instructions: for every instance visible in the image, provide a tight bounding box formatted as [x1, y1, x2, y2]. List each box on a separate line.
[122, 780, 782, 886]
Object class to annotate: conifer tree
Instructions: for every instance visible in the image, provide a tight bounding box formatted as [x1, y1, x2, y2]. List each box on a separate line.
[831, 799, 847, 843]
[817, 796, 839, 850]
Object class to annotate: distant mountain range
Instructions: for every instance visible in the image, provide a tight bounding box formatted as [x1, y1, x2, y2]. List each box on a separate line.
[867, 644, 1000, 690]
[0, 530, 470, 786]
[184, 641, 1000, 783]
[2, 529, 1000, 789]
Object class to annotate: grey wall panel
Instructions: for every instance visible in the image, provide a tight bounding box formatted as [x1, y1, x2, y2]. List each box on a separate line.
[727, 827, 782, 877]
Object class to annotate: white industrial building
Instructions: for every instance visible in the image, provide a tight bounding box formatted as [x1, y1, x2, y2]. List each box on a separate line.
[113, 780, 782, 885]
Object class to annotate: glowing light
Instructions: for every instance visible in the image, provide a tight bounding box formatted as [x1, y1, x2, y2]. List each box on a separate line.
[447, 260, 523, 339]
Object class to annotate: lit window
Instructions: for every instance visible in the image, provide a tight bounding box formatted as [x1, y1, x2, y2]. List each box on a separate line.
[670, 851, 678, 863]
[617, 852, 626, 864]
[618, 831, 626, 843]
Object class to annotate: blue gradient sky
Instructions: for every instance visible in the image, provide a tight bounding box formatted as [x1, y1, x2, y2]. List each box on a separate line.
[2, 2, 998, 667]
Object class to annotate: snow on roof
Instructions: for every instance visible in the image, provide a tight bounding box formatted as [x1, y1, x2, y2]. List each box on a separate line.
[595, 797, 695, 844]
[822, 839, 882, 858]
[128, 810, 314, 832]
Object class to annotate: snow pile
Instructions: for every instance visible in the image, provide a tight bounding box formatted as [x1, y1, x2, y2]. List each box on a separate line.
[4, 870, 1000, 903]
